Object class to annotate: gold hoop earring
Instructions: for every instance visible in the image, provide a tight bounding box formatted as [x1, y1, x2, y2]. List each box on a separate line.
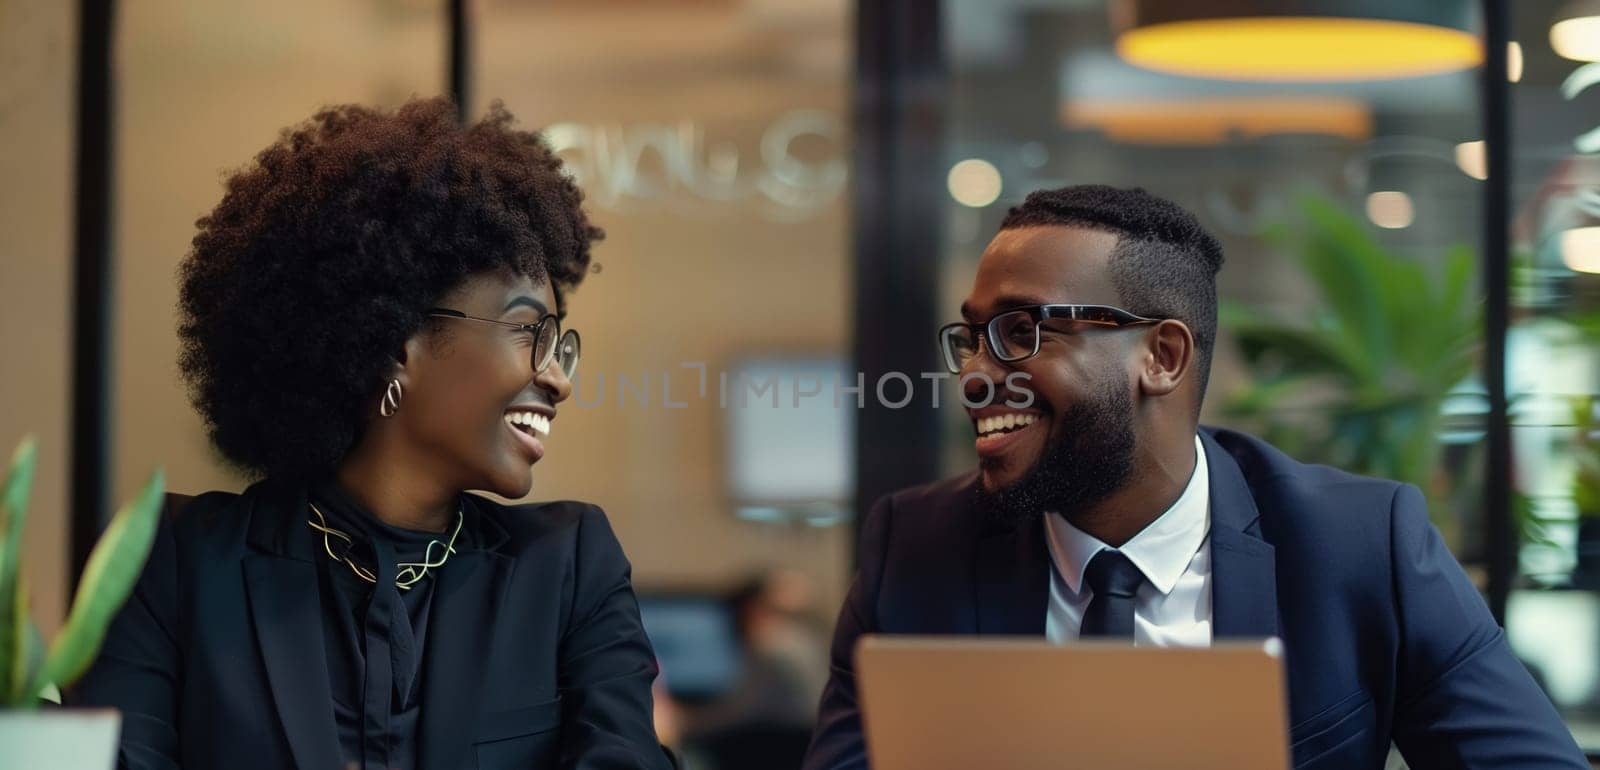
[380, 379, 403, 417]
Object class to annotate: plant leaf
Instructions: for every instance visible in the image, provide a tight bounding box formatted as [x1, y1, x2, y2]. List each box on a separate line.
[1228, 322, 1366, 384]
[1298, 196, 1390, 379]
[12, 594, 45, 709]
[1221, 374, 1323, 417]
[0, 437, 38, 708]
[41, 469, 164, 691]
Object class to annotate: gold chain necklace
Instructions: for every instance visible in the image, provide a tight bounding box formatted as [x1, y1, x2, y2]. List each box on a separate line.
[307, 502, 463, 591]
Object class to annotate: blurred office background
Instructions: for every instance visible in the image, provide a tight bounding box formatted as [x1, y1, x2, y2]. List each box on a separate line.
[3, 0, 1600, 763]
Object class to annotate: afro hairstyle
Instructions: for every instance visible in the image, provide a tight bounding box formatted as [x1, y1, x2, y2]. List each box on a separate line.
[177, 96, 601, 480]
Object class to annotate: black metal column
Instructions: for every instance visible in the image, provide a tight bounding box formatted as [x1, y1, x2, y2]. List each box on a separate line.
[70, 0, 116, 588]
[1481, 0, 1514, 623]
[852, 0, 946, 553]
[449, 0, 471, 122]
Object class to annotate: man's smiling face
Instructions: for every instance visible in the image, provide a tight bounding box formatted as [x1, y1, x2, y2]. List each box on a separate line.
[958, 225, 1144, 527]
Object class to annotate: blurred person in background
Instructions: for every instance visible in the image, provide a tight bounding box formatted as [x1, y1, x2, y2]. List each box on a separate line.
[680, 569, 829, 770]
[66, 97, 675, 770]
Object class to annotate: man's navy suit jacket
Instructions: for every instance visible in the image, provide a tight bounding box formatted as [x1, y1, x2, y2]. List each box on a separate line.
[803, 427, 1587, 769]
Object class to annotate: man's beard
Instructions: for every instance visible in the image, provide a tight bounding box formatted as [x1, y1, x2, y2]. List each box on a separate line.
[974, 378, 1137, 531]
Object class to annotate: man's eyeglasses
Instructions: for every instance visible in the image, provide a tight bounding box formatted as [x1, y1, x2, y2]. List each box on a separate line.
[427, 308, 581, 379]
[938, 304, 1161, 374]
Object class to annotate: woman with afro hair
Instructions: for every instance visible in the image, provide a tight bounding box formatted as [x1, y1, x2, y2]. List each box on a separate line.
[68, 97, 675, 770]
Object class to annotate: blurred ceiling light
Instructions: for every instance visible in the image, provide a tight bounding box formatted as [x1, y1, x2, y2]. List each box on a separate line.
[1112, 2, 1481, 81]
[1509, 41, 1525, 82]
[1366, 191, 1415, 229]
[948, 159, 1002, 208]
[1562, 226, 1600, 272]
[1553, 1, 1600, 61]
[1455, 140, 1488, 180]
[1061, 96, 1370, 145]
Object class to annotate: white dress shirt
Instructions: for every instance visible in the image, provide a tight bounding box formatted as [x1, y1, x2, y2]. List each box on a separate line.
[1044, 435, 1212, 647]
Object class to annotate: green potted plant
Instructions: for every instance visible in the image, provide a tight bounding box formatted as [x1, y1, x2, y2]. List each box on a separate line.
[0, 437, 164, 769]
[1220, 194, 1481, 546]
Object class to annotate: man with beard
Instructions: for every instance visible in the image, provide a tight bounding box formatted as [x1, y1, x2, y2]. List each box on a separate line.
[801, 186, 1585, 769]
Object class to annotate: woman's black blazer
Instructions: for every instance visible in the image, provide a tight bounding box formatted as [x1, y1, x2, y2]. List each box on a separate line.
[68, 479, 674, 770]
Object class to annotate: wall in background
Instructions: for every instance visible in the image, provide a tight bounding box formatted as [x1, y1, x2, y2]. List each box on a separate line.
[0, 0, 76, 636]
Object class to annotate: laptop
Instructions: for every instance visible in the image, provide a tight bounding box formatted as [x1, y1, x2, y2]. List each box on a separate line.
[855, 636, 1289, 770]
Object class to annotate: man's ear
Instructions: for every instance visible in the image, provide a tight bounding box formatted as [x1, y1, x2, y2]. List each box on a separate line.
[1136, 319, 1194, 398]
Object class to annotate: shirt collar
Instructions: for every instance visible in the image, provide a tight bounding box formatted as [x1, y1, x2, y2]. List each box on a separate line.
[1044, 434, 1211, 596]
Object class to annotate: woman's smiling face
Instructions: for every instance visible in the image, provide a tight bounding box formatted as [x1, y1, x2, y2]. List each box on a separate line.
[399, 268, 574, 499]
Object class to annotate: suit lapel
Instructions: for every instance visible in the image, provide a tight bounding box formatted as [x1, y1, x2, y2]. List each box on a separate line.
[416, 548, 515, 768]
[240, 482, 343, 770]
[974, 516, 1050, 636]
[1200, 430, 1280, 640]
[1210, 525, 1279, 639]
[969, 433, 1279, 641]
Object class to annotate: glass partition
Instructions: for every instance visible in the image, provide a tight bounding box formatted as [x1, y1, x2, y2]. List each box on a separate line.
[1506, 0, 1600, 747]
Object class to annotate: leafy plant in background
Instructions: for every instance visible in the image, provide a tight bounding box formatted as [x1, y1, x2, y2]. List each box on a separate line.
[0, 437, 164, 708]
[1568, 397, 1600, 513]
[1499, 312, 1600, 579]
[1558, 312, 1600, 519]
[1220, 194, 1480, 528]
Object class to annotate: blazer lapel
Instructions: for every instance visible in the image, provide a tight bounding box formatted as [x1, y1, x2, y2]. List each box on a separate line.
[1201, 430, 1281, 640]
[974, 517, 1050, 636]
[240, 483, 343, 770]
[416, 547, 515, 768]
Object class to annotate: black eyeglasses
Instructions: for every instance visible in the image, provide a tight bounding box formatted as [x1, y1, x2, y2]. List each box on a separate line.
[938, 304, 1161, 374]
[427, 308, 581, 379]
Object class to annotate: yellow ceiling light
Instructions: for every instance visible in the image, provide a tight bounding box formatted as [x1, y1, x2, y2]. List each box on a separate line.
[1061, 96, 1371, 145]
[1112, 2, 1482, 82]
[1553, 1, 1600, 62]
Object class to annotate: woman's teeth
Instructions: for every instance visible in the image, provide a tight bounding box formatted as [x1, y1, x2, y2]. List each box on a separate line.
[504, 411, 551, 437]
[976, 413, 1037, 437]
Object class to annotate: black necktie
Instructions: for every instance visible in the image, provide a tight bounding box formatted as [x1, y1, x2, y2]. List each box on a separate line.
[1080, 549, 1145, 639]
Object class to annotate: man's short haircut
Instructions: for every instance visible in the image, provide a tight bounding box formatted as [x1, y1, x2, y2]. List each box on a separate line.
[1000, 185, 1225, 404]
